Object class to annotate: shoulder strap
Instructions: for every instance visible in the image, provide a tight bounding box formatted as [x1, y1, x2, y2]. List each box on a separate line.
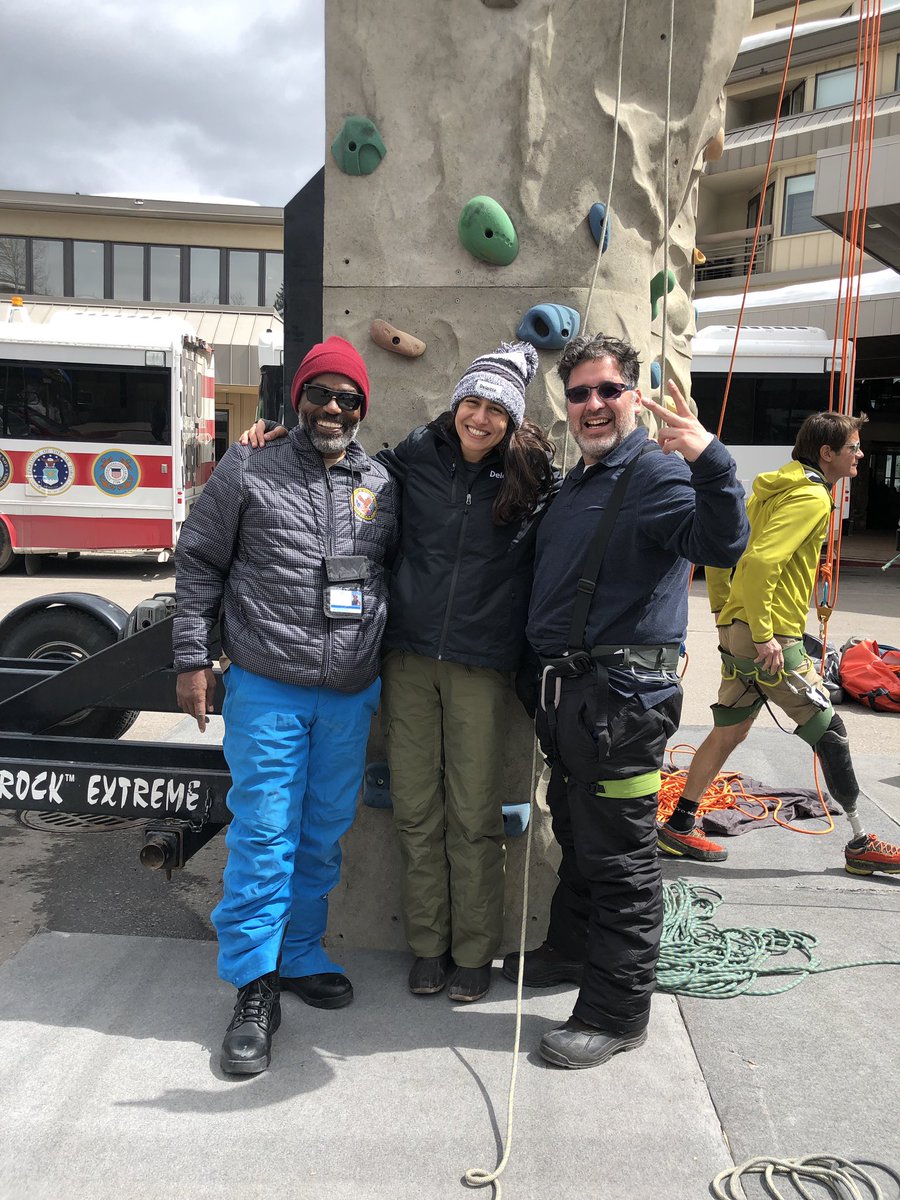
[566, 442, 656, 652]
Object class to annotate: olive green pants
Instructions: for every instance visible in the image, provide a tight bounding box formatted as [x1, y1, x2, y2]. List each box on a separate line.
[381, 649, 508, 967]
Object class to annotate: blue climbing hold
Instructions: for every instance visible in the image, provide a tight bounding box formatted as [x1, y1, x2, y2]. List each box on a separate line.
[588, 202, 611, 253]
[516, 303, 581, 351]
[502, 803, 531, 837]
[363, 761, 392, 809]
[650, 360, 661, 389]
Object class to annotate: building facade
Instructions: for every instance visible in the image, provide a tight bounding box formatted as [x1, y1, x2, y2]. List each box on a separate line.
[0, 190, 284, 455]
[695, 0, 900, 539]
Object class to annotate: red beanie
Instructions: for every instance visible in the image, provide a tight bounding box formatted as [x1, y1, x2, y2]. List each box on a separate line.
[290, 335, 370, 418]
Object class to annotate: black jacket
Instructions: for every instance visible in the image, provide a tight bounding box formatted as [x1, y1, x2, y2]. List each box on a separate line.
[378, 415, 557, 671]
[174, 428, 399, 692]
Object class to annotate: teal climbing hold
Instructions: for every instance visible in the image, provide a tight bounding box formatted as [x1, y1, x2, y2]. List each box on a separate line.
[517, 303, 581, 351]
[458, 196, 519, 265]
[588, 202, 611, 253]
[363, 761, 392, 809]
[331, 116, 386, 176]
[650, 360, 661, 389]
[650, 269, 676, 320]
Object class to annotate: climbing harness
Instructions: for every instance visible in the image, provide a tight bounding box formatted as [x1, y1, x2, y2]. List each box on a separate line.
[711, 1154, 900, 1200]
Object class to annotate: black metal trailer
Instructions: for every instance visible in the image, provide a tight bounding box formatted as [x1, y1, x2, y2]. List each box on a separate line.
[0, 591, 231, 877]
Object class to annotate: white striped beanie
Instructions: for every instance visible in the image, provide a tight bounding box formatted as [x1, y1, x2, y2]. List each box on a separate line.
[450, 340, 538, 429]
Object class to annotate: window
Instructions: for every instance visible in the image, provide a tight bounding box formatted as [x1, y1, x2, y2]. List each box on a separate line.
[814, 65, 859, 109]
[747, 183, 774, 231]
[0, 234, 276, 307]
[228, 250, 259, 305]
[73, 241, 104, 298]
[190, 247, 221, 304]
[0, 360, 170, 443]
[215, 407, 230, 464]
[0, 236, 28, 291]
[895, 53, 900, 92]
[149, 245, 181, 302]
[264, 252, 283, 308]
[113, 243, 145, 301]
[692, 373, 827, 447]
[782, 174, 820, 235]
[31, 240, 65, 295]
[779, 81, 805, 117]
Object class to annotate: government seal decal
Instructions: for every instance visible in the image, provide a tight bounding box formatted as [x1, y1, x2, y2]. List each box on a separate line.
[92, 450, 140, 497]
[27, 448, 74, 495]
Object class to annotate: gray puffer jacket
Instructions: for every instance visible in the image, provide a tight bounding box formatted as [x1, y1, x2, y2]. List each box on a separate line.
[173, 426, 399, 693]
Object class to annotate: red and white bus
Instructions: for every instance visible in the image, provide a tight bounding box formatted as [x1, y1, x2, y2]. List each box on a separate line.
[0, 300, 215, 572]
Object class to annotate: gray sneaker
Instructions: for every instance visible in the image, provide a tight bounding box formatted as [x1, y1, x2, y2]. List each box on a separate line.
[539, 1019, 647, 1069]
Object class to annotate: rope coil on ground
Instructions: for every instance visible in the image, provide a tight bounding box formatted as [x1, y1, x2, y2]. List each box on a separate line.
[711, 1154, 900, 1199]
[658, 879, 900, 998]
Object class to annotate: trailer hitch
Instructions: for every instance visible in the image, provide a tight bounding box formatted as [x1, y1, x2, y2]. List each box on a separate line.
[140, 817, 225, 880]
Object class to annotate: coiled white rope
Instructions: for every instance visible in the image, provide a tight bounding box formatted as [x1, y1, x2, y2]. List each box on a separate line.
[712, 1154, 900, 1199]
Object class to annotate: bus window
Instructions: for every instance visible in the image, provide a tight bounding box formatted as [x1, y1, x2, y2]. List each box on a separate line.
[0, 359, 170, 444]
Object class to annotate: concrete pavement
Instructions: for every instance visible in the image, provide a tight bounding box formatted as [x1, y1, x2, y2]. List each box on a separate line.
[0, 557, 898, 1198]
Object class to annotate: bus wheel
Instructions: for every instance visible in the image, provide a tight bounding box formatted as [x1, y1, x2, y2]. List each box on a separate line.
[0, 608, 140, 740]
[0, 524, 18, 574]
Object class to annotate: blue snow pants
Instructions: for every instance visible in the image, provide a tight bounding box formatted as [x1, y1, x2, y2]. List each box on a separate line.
[212, 663, 381, 987]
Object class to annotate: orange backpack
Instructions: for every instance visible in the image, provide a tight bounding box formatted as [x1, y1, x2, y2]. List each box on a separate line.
[839, 639, 900, 713]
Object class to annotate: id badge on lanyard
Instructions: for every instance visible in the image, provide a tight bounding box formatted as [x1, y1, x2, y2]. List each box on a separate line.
[323, 555, 369, 620]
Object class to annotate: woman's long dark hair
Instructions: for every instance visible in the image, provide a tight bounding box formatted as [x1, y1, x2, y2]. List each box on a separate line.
[493, 418, 556, 525]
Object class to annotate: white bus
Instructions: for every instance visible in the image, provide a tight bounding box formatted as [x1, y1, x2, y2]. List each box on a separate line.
[0, 300, 215, 572]
[691, 324, 851, 511]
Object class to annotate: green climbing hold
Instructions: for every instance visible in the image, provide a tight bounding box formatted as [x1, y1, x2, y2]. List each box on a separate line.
[331, 116, 386, 176]
[458, 196, 519, 265]
[650, 269, 676, 321]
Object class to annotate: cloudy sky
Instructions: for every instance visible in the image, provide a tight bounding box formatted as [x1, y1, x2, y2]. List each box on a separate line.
[4, 0, 324, 207]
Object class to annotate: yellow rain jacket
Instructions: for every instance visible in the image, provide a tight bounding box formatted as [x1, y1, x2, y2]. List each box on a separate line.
[706, 460, 834, 643]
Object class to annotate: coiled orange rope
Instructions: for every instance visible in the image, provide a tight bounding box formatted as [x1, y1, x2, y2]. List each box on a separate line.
[657, 743, 835, 836]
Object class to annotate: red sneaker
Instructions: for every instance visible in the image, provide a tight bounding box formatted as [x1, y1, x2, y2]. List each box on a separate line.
[844, 833, 900, 876]
[657, 823, 728, 862]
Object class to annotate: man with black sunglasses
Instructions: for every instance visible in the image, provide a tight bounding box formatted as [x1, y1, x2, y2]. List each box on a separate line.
[174, 335, 399, 1076]
[504, 332, 748, 1070]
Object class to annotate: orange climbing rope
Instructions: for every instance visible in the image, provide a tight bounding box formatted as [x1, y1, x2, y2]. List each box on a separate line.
[817, 0, 883, 646]
[657, 744, 835, 836]
[698, 0, 883, 664]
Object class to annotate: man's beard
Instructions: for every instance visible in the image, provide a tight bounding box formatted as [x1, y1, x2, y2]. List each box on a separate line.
[570, 409, 636, 463]
[302, 409, 359, 455]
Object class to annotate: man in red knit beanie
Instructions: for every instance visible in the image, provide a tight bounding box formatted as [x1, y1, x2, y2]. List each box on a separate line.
[175, 334, 398, 1076]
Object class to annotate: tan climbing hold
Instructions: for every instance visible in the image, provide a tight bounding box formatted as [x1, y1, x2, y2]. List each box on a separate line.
[704, 127, 725, 162]
[692, 247, 707, 266]
[370, 319, 426, 358]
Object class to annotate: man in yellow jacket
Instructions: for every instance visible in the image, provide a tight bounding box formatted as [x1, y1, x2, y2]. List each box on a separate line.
[657, 409, 900, 876]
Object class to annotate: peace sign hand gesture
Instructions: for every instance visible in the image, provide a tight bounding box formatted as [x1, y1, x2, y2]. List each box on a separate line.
[642, 381, 714, 463]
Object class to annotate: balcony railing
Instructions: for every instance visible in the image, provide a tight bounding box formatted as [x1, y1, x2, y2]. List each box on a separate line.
[695, 225, 773, 281]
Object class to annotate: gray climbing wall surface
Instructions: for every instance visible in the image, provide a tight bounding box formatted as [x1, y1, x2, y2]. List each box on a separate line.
[321, 0, 751, 951]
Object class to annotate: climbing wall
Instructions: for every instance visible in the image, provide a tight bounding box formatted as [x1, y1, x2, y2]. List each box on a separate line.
[321, 0, 751, 950]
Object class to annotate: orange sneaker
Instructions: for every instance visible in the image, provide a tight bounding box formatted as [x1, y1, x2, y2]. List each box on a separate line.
[844, 833, 900, 876]
[657, 823, 728, 862]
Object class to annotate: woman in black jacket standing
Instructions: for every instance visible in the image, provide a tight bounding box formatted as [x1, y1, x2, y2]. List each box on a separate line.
[379, 342, 557, 1003]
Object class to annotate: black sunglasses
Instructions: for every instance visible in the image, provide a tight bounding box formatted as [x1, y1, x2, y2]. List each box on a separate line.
[564, 381, 631, 405]
[304, 383, 364, 412]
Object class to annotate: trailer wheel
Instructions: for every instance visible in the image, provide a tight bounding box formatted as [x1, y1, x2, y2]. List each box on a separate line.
[0, 608, 140, 739]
